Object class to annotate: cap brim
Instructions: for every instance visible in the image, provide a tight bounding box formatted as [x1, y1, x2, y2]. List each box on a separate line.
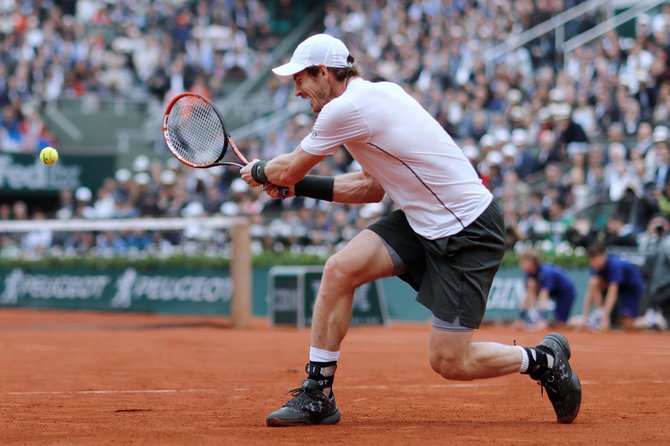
[272, 62, 307, 77]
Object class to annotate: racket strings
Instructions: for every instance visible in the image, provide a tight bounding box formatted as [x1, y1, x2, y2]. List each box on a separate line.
[166, 96, 227, 167]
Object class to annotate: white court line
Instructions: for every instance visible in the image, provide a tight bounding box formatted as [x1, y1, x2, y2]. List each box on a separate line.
[573, 346, 670, 356]
[337, 379, 670, 391]
[7, 379, 670, 396]
[7, 389, 214, 396]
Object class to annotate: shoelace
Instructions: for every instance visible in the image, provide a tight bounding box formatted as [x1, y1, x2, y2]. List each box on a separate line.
[284, 387, 323, 409]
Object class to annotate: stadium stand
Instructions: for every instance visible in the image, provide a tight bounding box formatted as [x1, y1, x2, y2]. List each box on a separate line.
[2, 0, 670, 268]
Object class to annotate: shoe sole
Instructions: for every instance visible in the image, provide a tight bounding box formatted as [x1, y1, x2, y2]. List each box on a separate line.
[266, 410, 341, 427]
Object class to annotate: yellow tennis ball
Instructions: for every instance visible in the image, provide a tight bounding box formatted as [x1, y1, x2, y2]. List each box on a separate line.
[40, 147, 59, 165]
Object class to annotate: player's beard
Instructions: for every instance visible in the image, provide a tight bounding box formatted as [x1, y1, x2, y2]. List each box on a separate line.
[309, 83, 332, 113]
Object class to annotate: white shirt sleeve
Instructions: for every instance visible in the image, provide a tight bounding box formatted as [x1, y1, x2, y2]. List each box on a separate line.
[300, 98, 370, 156]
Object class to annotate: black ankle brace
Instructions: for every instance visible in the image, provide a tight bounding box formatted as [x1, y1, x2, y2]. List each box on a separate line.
[522, 347, 554, 376]
[306, 361, 337, 388]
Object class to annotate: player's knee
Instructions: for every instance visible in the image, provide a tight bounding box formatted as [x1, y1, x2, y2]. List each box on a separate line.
[323, 254, 361, 289]
[429, 349, 472, 381]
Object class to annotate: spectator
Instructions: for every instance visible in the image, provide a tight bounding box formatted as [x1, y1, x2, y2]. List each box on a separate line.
[638, 219, 670, 331]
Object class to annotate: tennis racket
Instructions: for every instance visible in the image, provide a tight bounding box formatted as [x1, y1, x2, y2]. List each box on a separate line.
[162, 92, 287, 196]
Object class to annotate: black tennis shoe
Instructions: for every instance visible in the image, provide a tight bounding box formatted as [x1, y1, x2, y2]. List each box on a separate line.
[532, 333, 582, 424]
[266, 379, 341, 427]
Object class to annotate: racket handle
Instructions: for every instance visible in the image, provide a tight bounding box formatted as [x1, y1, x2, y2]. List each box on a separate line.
[278, 187, 289, 199]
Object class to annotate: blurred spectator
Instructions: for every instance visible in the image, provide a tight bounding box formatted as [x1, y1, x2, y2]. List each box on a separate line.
[8, 0, 670, 261]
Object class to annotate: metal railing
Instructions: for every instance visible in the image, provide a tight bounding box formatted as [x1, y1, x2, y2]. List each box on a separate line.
[562, 0, 667, 65]
[224, 2, 326, 106]
[484, 0, 609, 71]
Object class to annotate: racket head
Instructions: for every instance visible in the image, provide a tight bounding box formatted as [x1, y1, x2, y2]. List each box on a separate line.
[163, 93, 234, 168]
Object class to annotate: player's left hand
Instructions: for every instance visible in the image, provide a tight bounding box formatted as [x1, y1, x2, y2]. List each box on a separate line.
[264, 183, 294, 199]
[240, 159, 262, 187]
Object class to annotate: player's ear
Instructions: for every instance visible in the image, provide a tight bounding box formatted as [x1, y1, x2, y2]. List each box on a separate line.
[319, 65, 328, 77]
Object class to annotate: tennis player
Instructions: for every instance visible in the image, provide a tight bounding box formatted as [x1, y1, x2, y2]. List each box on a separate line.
[240, 34, 581, 426]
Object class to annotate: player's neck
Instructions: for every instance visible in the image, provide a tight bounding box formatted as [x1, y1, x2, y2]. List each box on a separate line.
[331, 77, 354, 98]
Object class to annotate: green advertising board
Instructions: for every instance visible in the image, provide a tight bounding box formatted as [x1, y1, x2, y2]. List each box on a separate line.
[0, 153, 116, 196]
[378, 268, 591, 323]
[0, 265, 591, 322]
[0, 267, 232, 315]
[268, 266, 388, 327]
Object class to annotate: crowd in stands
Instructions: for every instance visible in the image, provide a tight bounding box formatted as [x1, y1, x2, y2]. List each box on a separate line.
[4, 1, 670, 262]
[3, 1, 670, 330]
[252, 1, 670, 257]
[0, 0, 301, 153]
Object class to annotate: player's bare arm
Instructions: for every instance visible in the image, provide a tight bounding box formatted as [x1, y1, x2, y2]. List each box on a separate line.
[601, 283, 619, 330]
[264, 169, 384, 204]
[332, 170, 384, 203]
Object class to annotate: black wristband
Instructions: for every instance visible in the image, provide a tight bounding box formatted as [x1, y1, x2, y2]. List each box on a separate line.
[294, 175, 335, 201]
[251, 160, 269, 184]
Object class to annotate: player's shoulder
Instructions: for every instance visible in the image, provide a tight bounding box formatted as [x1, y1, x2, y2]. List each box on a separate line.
[319, 81, 368, 116]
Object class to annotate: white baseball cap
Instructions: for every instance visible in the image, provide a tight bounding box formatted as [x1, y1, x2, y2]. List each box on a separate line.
[272, 34, 351, 77]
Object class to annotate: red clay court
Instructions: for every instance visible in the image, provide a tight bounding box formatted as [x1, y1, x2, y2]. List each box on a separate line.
[1, 308, 669, 445]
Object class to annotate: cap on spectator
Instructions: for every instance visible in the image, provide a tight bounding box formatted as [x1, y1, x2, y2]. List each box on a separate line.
[160, 170, 177, 185]
[494, 128, 510, 144]
[567, 142, 589, 156]
[620, 37, 636, 51]
[75, 187, 92, 202]
[638, 13, 650, 26]
[272, 34, 350, 77]
[552, 102, 571, 120]
[607, 142, 626, 159]
[486, 151, 503, 166]
[507, 89, 522, 105]
[510, 106, 526, 122]
[132, 155, 150, 172]
[480, 134, 495, 147]
[462, 144, 479, 160]
[134, 172, 150, 186]
[653, 125, 669, 143]
[220, 202, 240, 216]
[549, 88, 565, 103]
[182, 202, 205, 218]
[502, 144, 518, 158]
[511, 129, 529, 146]
[538, 107, 552, 122]
[231, 178, 249, 194]
[115, 168, 131, 183]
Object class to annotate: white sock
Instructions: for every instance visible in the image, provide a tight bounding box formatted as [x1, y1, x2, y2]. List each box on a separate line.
[517, 346, 554, 373]
[310, 346, 340, 363]
[516, 346, 529, 373]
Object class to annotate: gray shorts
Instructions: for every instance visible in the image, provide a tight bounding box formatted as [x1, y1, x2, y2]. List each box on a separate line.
[367, 200, 506, 329]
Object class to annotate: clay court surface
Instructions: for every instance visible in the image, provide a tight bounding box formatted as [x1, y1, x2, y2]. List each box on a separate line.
[1, 309, 669, 445]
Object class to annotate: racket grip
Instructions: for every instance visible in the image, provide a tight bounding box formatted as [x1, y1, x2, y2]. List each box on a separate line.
[278, 187, 289, 199]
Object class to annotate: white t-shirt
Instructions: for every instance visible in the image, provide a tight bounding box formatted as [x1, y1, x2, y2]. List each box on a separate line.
[301, 78, 492, 240]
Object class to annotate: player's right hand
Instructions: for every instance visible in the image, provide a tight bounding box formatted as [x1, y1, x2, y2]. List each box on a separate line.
[240, 159, 262, 187]
[264, 184, 294, 199]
